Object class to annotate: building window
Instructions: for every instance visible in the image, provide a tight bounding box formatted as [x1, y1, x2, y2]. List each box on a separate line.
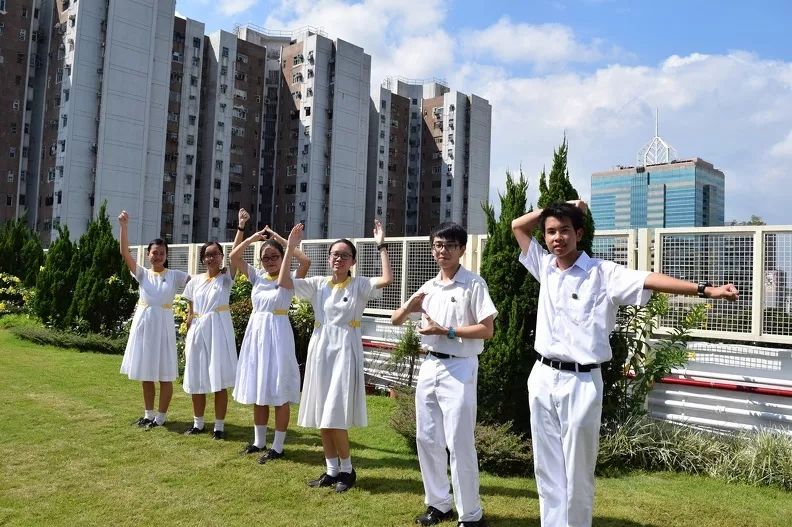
[7, 171, 14, 182]
[212, 217, 220, 228]
[213, 198, 220, 208]
[6, 195, 12, 207]
[19, 29, 26, 41]
[64, 89, 70, 101]
[304, 107, 311, 117]
[193, 37, 201, 49]
[215, 160, 223, 170]
[222, 47, 229, 58]
[9, 147, 16, 158]
[183, 194, 191, 204]
[185, 154, 194, 165]
[215, 140, 223, 151]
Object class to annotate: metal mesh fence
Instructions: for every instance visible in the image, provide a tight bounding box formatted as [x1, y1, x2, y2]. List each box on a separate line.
[302, 241, 333, 277]
[591, 234, 630, 267]
[405, 240, 437, 299]
[763, 232, 792, 336]
[658, 232, 754, 334]
[356, 240, 403, 311]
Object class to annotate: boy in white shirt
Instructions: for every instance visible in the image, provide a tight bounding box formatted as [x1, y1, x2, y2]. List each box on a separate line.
[392, 222, 498, 527]
[512, 200, 738, 527]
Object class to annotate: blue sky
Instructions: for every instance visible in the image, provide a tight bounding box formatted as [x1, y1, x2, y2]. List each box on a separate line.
[176, 0, 792, 224]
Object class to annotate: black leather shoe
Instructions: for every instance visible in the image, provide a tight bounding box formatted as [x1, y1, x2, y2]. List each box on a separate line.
[183, 426, 205, 435]
[257, 448, 284, 464]
[415, 506, 454, 526]
[241, 444, 264, 455]
[334, 468, 356, 493]
[307, 472, 338, 488]
[212, 430, 225, 440]
[133, 417, 153, 428]
[458, 517, 488, 527]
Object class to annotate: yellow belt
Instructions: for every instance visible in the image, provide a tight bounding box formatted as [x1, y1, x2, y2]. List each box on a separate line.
[139, 301, 172, 309]
[272, 309, 289, 316]
[314, 320, 361, 329]
[193, 305, 230, 317]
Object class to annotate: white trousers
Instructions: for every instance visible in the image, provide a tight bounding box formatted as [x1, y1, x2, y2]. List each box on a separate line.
[415, 355, 482, 522]
[528, 361, 603, 527]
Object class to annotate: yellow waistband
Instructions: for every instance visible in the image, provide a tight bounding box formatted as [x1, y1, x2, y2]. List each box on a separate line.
[139, 301, 172, 309]
[194, 304, 230, 317]
[272, 309, 289, 316]
[314, 320, 361, 329]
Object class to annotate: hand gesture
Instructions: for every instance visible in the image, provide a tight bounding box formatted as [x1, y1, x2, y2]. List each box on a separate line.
[566, 199, 588, 214]
[373, 219, 385, 245]
[418, 314, 448, 336]
[238, 208, 250, 228]
[118, 211, 129, 226]
[709, 284, 739, 301]
[404, 291, 426, 314]
[252, 226, 268, 241]
[287, 223, 304, 249]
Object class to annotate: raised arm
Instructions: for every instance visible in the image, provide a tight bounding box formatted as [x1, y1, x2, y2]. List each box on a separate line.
[644, 273, 739, 300]
[229, 208, 250, 276]
[511, 200, 587, 253]
[264, 226, 311, 278]
[117, 211, 136, 274]
[371, 219, 392, 288]
[278, 223, 304, 290]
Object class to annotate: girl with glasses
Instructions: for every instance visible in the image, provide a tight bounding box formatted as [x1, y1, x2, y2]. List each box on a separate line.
[180, 230, 240, 439]
[229, 210, 310, 461]
[278, 220, 392, 492]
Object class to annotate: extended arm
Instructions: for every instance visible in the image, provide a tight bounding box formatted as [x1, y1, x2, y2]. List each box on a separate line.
[118, 211, 136, 274]
[371, 219, 392, 288]
[644, 273, 739, 300]
[265, 226, 311, 278]
[229, 208, 250, 277]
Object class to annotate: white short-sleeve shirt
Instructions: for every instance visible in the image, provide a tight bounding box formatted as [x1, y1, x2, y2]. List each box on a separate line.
[519, 241, 651, 364]
[417, 266, 498, 358]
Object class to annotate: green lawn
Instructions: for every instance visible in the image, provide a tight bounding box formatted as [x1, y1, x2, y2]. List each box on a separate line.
[1, 329, 790, 527]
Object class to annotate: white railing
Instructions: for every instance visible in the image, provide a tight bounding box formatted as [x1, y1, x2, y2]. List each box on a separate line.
[131, 225, 792, 345]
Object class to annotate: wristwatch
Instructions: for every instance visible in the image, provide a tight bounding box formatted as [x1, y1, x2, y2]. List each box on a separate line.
[447, 327, 457, 339]
[697, 281, 712, 298]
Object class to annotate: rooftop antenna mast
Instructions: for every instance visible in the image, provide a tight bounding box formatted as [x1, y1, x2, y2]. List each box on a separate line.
[637, 107, 678, 166]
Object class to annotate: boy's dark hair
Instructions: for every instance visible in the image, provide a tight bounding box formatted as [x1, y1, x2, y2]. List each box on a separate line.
[539, 202, 585, 233]
[199, 241, 224, 261]
[260, 239, 285, 261]
[429, 222, 467, 246]
[147, 238, 169, 268]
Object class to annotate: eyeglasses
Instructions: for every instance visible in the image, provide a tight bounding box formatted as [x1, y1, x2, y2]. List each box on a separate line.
[203, 253, 223, 260]
[261, 255, 281, 263]
[432, 242, 460, 252]
[329, 252, 353, 261]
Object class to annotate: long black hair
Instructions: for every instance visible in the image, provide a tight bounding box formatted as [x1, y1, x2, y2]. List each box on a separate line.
[200, 241, 226, 273]
[147, 238, 169, 268]
[329, 239, 356, 277]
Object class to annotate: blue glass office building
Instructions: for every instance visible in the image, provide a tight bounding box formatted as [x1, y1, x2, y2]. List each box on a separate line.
[591, 158, 725, 229]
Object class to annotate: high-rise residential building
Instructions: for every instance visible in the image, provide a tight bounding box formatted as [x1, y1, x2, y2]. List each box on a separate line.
[0, 0, 40, 225]
[590, 130, 725, 229]
[366, 79, 491, 236]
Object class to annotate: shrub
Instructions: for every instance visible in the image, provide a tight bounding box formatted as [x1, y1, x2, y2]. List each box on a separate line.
[0, 218, 44, 287]
[387, 320, 421, 386]
[230, 298, 252, 350]
[289, 298, 314, 376]
[33, 225, 77, 329]
[0, 313, 41, 329]
[10, 324, 126, 354]
[230, 272, 253, 304]
[0, 273, 33, 316]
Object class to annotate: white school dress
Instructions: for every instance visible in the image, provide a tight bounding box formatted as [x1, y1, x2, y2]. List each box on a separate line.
[121, 266, 189, 382]
[182, 272, 238, 394]
[294, 275, 381, 429]
[233, 268, 300, 406]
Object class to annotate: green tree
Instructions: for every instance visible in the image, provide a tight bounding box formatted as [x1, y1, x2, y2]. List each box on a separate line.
[33, 225, 78, 328]
[0, 218, 44, 287]
[478, 170, 538, 432]
[67, 203, 137, 334]
[536, 137, 595, 255]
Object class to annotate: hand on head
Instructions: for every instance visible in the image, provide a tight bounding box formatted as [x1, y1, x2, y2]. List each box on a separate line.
[566, 199, 588, 214]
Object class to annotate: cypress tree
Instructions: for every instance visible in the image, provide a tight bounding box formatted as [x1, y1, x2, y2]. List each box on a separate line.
[477, 170, 538, 432]
[33, 225, 78, 328]
[67, 203, 137, 333]
[0, 218, 44, 286]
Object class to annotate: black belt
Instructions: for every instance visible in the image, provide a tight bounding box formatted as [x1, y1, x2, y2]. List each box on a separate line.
[536, 353, 599, 373]
[427, 351, 459, 360]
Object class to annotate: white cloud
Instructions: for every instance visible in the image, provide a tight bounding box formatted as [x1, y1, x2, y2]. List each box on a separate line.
[217, 0, 257, 16]
[465, 17, 624, 67]
[770, 130, 792, 158]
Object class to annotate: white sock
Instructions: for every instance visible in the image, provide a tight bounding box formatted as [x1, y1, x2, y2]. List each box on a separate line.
[326, 457, 339, 477]
[254, 425, 268, 448]
[214, 419, 225, 432]
[193, 416, 204, 430]
[144, 409, 155, 420]
[154, 412, 166, 425]
[339, 456, 353, 473]
[272, 430, 286, 453]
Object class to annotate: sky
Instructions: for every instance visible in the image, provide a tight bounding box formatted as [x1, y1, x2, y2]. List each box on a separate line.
[174, 0, 792, 225]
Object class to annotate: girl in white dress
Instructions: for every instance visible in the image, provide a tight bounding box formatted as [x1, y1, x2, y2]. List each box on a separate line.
[278, 220, 392, 492]
[118, 211, 190, 430]
[181, 241, 239, 440]
[229, 215, 310, 462]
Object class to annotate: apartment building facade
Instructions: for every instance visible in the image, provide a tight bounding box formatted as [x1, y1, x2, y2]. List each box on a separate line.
[367, 79, 491, 236]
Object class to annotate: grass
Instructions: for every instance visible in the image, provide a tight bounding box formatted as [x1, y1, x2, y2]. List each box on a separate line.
[0, 329, 790, 527]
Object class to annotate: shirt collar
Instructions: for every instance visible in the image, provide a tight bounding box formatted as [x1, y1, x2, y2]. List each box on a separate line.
[432, 265, 470, 286]
[551, 250, 594, 272]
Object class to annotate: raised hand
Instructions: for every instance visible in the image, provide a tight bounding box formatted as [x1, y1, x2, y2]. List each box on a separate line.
[405, 291, 426, 314]
[373, 219, 385, 245]
[287, 223, 304, 249]
[566, 199, 588, 214]
[118, 210, 129, 225]
[238, 208, 250, 228]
